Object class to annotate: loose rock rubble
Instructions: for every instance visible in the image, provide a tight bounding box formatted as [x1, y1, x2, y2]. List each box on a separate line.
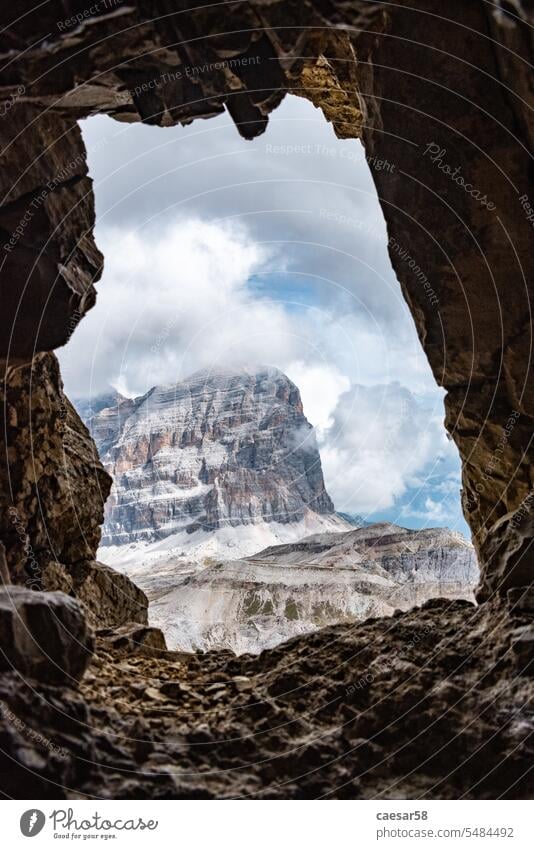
[1, 593, 532, 799]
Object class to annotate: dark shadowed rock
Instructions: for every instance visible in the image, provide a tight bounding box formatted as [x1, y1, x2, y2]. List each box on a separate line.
[0, 587, 93, 684]
[2, 596, 532, 799]
[0, 543, 10, 586]
[0, 354, 112, 585]
[0, 0, 532, 803]
[42, 559, 149, 629]
[100, 623, 167, 657]
[41, 561, 74, 595]
[70, 560, 148, 629]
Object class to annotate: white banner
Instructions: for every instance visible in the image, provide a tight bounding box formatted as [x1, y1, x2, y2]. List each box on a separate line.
[3, 799, 533, 848]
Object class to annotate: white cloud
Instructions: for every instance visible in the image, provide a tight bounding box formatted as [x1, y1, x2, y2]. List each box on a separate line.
[285, 361, 350, 435]
[57, 94, 465, 529]
[79, 95, 406, 326]
[61, 218, 300, 397]
[61, 211, 436, 406]
[63, 94, 440, 401]
[318, 382, 454, 514]
[422, 497, 451, 523]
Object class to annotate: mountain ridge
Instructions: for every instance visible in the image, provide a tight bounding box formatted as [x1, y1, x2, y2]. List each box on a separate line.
[119, 521, 478, 654]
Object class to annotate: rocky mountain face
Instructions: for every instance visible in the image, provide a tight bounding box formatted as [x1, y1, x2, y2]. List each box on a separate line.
[121, 522, 479, 654]
[256, 523, 477, 585]
[80, 367, 341, 549]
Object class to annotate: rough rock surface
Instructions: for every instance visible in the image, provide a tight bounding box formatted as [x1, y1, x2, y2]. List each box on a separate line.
[0, 542, 9, 585]
[82, 367, 338, 546]
[0, 355, 142, 633]
[121, 522, 478, 654]
[99, 623, 168, 658]
[42, 559, 148, 630]
[0, 587, 93, 685]
[0, 353, 111, 585]
[0, 594, 532, 799]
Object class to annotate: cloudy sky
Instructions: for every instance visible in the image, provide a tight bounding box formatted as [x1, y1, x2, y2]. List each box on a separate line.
[59, 94, 468, 534]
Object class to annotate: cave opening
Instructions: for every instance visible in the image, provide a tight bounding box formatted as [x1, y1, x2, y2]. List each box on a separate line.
[57, 94, 475, 655]
[1, 1, 532, 802]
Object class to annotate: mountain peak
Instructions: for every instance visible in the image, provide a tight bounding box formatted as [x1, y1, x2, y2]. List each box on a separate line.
[79, 366, 335, 546]
[183, 363, 288, 382]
